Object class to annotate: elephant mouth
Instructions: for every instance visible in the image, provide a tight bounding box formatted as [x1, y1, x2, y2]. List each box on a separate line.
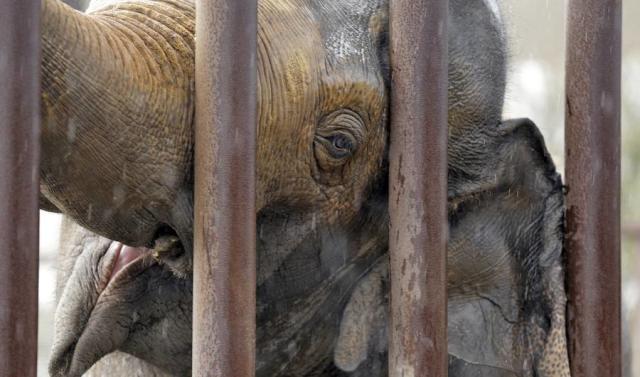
[107, 243, 151, 284]
[49, 240, 159, 377]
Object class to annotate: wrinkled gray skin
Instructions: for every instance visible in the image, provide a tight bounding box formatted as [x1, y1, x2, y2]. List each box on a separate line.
[47, 0, 571, 376]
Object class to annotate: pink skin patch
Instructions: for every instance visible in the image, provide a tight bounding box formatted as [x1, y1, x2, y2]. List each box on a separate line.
[108, 243, 147, 283]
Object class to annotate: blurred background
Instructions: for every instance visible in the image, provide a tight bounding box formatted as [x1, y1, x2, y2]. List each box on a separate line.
[36, 0, 640, 375]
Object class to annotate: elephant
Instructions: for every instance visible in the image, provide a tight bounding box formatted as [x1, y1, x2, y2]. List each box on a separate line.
[41, 0, 572, 376]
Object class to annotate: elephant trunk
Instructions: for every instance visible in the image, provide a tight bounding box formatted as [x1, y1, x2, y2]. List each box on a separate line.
[40, 0, 195, 247]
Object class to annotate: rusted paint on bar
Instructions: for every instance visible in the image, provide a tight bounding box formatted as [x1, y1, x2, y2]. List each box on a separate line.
[0, 0, 41, 376]
[193, 0, 257, 375]
[565, 0, 622, 376]
[388, 0, 448, 376]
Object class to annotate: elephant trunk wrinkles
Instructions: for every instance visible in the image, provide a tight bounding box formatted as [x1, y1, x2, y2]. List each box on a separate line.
[40, 0, 195, 247]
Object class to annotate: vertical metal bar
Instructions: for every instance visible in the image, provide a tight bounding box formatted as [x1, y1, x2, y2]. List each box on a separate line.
[0, 1, 41, 376]
[388, 0, 448, 376]
[565, 0, 622, 376]
[193, 0, 257, 375]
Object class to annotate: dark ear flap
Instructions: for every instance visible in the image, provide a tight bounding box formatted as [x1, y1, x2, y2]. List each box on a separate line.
[498, 118, 570, 376]
[448, 118, 562, 212]
[494, 118, 562, 201]
[497, 118, 559, 180]
[446, 118, 570, 375]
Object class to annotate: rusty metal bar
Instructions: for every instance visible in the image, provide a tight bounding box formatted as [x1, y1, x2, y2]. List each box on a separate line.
[565, 0, 622, 376]
[388, 0, 449, 376]
[193, 0, 257, 375]
[0, 0, 41, 376]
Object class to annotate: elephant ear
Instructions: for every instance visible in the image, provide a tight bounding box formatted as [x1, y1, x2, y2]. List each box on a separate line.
[332, 119, 570, 376]
[447, 118, 570, 375]
[498, 119, 570, 377]
[504, 119, 571, 377]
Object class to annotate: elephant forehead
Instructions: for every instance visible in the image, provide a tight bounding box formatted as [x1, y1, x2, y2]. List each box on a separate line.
[256, 0, 386, 129]
[324, 25, 368, 62]
[283, 52, 314, 106]
[258, 0, 323, 107]
[317, 0, 385, 65]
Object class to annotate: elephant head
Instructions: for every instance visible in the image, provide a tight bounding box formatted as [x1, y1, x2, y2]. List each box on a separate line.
[43, 0, 570, 376]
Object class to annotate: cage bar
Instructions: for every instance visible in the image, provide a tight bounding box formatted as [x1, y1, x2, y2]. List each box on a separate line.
[193, 0, 258, 376]
[0, 1, 41, 376]
[388, 0, 449, 376]
[565, 0, 622, 376]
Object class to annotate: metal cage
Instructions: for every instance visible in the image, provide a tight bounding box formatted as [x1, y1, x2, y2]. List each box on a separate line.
[0, 0, 622, 376]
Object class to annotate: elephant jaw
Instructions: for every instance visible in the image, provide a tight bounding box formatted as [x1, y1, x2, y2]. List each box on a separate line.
[49, 241, 156, 377]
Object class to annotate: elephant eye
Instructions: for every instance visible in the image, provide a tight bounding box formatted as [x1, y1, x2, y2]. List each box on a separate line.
[327, 133, 356, 159]
[313, 110, 364, 185]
